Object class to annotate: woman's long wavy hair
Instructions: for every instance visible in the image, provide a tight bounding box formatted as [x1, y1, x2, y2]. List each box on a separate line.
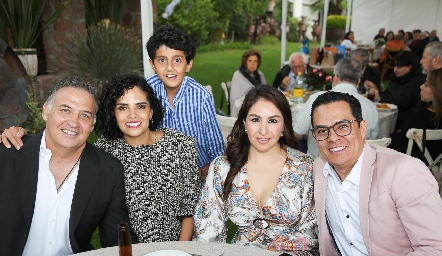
[427, 68, 442, 127]
[222, 85, 298, 200]
[95, 74, 164, 140]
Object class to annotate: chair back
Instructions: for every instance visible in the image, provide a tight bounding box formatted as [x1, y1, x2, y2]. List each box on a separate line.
[406, 128, 442, 194]
[367, 137, 392, 147]
[381, 48, 402, 80]
[220, 81, 231, 116]
[204, 85, 213, 96]
[216, 114, 237, 144]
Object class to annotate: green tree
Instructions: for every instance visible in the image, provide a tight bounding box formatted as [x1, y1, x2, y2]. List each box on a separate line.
[310, 0, 347, 15]
[156, 0, 217, 46]
[227, 0, 268, 42]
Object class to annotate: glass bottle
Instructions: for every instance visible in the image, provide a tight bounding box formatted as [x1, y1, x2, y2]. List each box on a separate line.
[118, 222, 132, 256]
[293, 72, 305, 103]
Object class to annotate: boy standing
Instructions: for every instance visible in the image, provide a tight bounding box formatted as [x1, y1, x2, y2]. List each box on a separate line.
[146, 25, 225, 176]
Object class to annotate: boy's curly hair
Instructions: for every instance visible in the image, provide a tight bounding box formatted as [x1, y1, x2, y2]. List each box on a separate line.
[146, 25, 196, 64]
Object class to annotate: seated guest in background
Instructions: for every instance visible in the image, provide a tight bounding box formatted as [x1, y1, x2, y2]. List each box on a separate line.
[230, 49, 266, 107]
[194, 85, 318, 254]
[0, 77, 131, 255]
[365, 51, 427, 130]
[311, 91, 442, 255]
[397, 29, 405, 40]
[411, 29, 422, 46]
[385, 31, 394, 42]
[293, 58, 378, 159]
[429, 29, 440, 42]
[340, 31, 358, 51]
[410, 31, 430, 60]
[421, 41, 442, 73]
[390, 68, 442, 164]
[404, 31, 413, 46]
[380, 34, 407, 63]
[272, 52, 312, 91]
[373, 28, 386, 40]
[352, 49, 381, 93]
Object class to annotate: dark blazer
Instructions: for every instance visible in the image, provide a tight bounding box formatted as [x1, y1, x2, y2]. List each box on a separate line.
[0, 132, 130, 255]
[357, 65, 381, 94]
[271, 64, 314, 89]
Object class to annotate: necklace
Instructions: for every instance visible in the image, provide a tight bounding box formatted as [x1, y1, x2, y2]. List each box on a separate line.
[57, 156, 81, 193]
[154, 131, 158, 143]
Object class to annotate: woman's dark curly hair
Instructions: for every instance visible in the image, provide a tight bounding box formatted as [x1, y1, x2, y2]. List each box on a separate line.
[222, 85, 297, 200]
[146, 25, 196, 64]
[95, 74, 164, 140]
[240, 49, 262, 69]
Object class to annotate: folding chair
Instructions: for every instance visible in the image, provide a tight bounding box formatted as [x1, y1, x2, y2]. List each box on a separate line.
[406, 128, 442, 195]
[219, 81, 231, 116]
[366, 137, 392, 147]
[380, 48, 402, 81]
[216, 114, 237, 144]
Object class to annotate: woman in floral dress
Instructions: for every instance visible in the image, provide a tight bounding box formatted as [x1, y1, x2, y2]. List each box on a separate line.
[193, 85, 318, 255]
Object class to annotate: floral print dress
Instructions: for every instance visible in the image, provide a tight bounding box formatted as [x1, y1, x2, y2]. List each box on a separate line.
[193, 147, 318, 254]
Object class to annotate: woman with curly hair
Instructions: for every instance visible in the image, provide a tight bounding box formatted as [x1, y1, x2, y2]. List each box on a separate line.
[230, 49, 267, 110]
[194, 85, 318, 255]
[94, 74, 201, 242]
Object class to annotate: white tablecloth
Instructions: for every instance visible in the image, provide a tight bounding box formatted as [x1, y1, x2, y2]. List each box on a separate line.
[74, 241, 280, 256]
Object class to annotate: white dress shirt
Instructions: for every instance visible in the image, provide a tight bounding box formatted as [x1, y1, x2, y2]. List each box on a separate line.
[340, 39, 358, 51]
[323, 145, 368, 256]
[23, 131, 79, 256]
[293, 83, 379, 158]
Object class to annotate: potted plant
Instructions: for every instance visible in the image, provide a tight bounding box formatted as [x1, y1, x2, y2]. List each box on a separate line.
[0, 0, 69, 76]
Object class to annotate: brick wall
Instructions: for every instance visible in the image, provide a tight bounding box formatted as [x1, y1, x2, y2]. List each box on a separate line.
[42, 0, 86, 74]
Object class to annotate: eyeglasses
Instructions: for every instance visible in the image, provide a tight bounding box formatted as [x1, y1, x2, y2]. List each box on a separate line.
[310, 119, 359, 141]
[292, 65, 305, 69]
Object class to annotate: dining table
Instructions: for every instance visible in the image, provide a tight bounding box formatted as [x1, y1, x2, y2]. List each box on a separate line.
[74, 241, 280, 256]
[232, 92, 398, 139]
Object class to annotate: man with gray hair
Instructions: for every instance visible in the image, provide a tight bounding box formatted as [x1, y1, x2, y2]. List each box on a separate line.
[352, 49, 381, 94]
[0, 77, 131, 255]
[293, 58, 379, 158]
[421, 41, 442, 73]
[272, 52, 313, 91]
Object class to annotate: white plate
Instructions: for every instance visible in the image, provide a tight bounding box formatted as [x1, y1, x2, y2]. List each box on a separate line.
[375, 103, 397, 111]
[144, 250, 191, 256]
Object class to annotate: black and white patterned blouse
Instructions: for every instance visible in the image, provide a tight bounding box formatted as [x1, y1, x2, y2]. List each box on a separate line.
[95, 128, 201, 242]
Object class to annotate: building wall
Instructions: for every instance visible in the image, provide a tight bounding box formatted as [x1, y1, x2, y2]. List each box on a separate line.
[42, 0, 86, 74]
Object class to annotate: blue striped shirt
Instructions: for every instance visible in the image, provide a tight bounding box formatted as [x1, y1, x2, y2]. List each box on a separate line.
[147, 75, 225, 167]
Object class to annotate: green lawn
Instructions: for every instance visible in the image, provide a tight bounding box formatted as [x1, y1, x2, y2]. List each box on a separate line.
[188, 42, 302, 113]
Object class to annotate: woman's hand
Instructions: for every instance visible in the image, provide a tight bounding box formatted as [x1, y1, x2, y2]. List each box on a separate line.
[364, 80, 377, 91]
[0, 126, 26, 149]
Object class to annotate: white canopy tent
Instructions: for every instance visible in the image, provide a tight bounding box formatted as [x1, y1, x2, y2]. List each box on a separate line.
[352, 0, 442, 44]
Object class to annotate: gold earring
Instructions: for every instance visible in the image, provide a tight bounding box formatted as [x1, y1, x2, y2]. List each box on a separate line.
[280, 132, 284, 137]
[245, 128, 248, 134]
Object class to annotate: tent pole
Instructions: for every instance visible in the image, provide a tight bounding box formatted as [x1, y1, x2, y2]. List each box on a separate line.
[141, 0, 155, 77]
[345, 0, 352, 32]
[320, 0, 330, 49]
[281, 0, 288, 67]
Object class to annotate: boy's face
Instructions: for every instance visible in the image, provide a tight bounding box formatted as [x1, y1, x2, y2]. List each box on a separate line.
[149, 45, 193, 91]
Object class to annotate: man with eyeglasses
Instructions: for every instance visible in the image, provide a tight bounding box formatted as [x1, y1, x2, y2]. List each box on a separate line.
[420, 41, 442, 74]
[272, 52, 313, 91]
[311, 91, 442, 255]
[293, 58, 378, 158]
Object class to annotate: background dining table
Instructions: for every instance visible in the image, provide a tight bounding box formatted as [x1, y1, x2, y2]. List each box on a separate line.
[74, 241, 280, 256]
